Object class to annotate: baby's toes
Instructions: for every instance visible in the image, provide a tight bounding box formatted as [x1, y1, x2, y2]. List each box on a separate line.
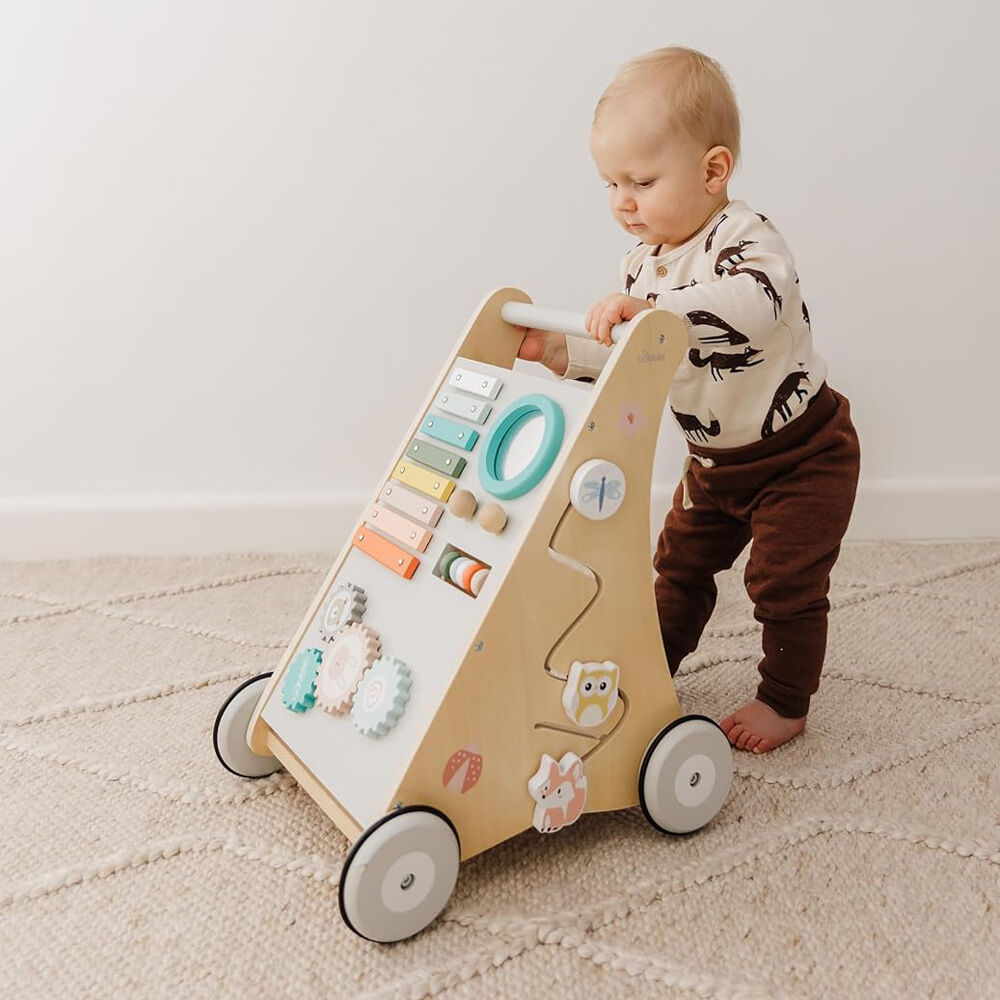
[724, 723, 744, 747]
[752, 738, 773, 754]
[719, 713, 737, 734]
[736, 728, 755, 751]
[745, 734, 763, 753]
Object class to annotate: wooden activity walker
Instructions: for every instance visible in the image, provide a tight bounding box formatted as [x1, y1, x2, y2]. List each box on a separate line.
[212, 288, 734, 942]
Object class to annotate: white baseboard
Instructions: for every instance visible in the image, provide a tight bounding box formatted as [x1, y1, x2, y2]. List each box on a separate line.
[0, 492, 366, 561]
[1, 479, 997, 560]
[844, 477, 999, 542]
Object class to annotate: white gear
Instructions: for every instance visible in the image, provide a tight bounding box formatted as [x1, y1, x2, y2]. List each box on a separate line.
[351, 656, 412, 738]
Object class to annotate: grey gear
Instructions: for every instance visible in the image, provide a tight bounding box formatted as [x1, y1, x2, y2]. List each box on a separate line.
[319, 583, 367, 641]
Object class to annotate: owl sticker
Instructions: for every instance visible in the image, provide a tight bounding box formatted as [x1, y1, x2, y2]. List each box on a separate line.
[561, 660, 620, 728]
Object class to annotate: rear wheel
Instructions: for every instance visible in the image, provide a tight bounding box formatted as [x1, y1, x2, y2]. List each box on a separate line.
[212, 673, 282, 778]
[339, 806, 460, 943]
[638, 715, 732, 834]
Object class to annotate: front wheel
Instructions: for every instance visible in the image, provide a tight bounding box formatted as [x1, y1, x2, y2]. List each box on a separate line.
[212, 672, 282, 778]
[339, 806, 460, 943]
[638, 715, 733, 834]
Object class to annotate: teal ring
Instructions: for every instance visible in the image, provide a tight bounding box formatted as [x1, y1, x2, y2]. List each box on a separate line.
[478, 394, 564, 500]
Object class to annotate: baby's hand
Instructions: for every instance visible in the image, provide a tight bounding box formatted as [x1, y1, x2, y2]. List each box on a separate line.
[585, 294, 652, 346]
[515, 328, 568, 377]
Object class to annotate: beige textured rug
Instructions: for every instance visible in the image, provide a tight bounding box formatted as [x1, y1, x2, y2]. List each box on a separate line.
[1, 541, 998, 999]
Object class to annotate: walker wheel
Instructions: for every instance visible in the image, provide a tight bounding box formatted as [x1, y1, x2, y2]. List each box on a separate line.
[212, 673, 282, 778]
[339, 806, 460, 943]
[638, 714, 733, 834]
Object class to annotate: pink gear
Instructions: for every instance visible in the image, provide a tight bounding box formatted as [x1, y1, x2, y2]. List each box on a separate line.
[315, 622, 381, 714]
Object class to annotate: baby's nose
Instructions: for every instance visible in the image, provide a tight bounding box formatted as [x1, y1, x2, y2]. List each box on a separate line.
[613, 189, 636, 211]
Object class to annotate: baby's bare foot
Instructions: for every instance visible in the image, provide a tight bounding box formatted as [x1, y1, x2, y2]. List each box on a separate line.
[719, 699, 806, 754]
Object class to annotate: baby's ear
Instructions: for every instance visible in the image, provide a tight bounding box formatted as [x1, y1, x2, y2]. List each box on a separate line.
[702, 144, 734, 191]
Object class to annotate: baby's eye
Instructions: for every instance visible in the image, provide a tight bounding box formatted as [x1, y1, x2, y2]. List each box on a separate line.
[637, 179, 654, 188]
[603, 181, 617, 189]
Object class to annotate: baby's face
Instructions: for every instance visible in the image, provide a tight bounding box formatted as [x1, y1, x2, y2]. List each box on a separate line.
[591, 90, 724, 249]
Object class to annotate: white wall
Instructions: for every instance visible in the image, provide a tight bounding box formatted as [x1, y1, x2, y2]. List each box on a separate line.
[2, 0, 997, 557]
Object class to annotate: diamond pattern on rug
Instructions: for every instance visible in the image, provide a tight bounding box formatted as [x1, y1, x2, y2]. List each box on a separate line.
[1, 542, 998, 1000]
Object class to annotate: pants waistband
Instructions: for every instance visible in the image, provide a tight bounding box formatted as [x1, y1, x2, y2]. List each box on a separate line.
[687, 382, 837, 466]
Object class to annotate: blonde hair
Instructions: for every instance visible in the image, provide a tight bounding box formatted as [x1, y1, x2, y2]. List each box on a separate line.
[594, 47, 741, 168]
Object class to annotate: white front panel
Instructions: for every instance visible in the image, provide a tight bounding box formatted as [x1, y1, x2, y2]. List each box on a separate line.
[261, 359, 593, 828]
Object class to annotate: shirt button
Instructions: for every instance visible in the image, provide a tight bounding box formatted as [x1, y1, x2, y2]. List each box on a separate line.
[655, 265, 668, 278]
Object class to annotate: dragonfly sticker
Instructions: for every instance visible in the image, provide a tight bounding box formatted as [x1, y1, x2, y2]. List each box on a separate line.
[570, 459, 626, 521]
[581, 476, 623, 513]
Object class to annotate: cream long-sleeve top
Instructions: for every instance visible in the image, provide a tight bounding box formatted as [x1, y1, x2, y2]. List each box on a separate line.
[560, 199, 828, 448]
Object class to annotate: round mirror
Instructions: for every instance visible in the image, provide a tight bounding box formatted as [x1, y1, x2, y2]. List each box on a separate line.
[479, 394, 565, 500]
[499, 413, 546, 480]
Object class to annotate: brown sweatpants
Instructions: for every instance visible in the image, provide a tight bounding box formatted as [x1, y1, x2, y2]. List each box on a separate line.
[653, 383, 861, 718]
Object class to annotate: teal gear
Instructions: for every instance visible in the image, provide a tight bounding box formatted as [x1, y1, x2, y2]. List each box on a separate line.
[281, 647, 323, 712]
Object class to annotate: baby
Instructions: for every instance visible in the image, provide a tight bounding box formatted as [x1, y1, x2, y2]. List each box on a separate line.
[518, 47, 861, 753]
